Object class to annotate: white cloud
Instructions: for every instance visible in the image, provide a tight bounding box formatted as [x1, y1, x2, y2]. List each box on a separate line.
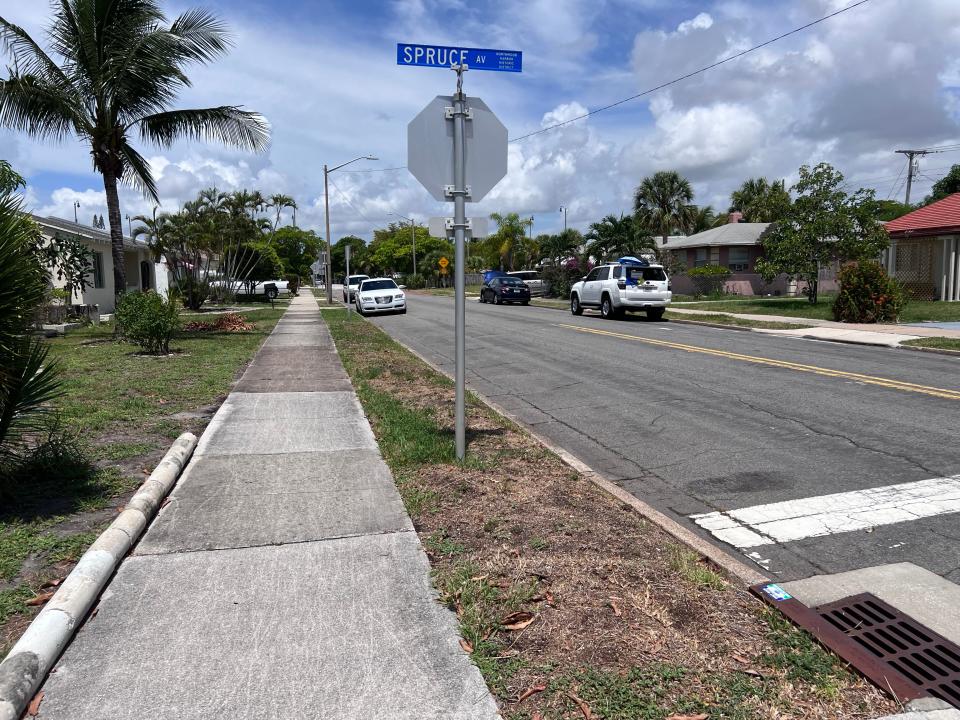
[678, 13, 714, 35]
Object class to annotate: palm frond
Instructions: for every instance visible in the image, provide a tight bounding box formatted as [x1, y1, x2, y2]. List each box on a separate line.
[0, 75, 83, 140]
[168, 8, 232, 63]
[0, 16, 72, 86]
[119, 141, 159, 200]
[137, 105, 270, 152]
[0, 337, 63, 454]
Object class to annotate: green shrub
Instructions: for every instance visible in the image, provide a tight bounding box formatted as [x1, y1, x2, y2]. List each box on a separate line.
[832, 261, 906, 323]
[687, 265, 732, 297]
[542, 264, 584, 299]
[404, 273, 426, 289]
[115, 291, 181, 354]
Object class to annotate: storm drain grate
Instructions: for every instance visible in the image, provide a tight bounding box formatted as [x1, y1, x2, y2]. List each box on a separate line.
[817, 593, 960, 708]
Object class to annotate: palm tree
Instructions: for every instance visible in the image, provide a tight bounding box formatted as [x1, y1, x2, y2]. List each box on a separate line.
[489, 212, 532, 270]
[0, 1, 270, 298]
[131, 208, 170, 263]
[270, 193, 297, 231]
[729, 178, 791, 222]
[585, 213, 653, 262]
[683, 205, 724, 235]
[633, 171, 694, 251]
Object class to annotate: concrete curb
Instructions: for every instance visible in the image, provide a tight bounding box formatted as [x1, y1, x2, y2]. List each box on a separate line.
[0, 432, 197, 720]
[386, 333, 770, 588]
[899, 343, 960, 358]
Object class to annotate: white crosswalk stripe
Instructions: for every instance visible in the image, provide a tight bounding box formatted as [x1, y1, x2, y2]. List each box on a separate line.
[691, 476, 960, 549]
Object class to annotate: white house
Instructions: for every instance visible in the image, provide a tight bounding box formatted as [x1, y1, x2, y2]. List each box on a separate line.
[33, 215, 169, 313]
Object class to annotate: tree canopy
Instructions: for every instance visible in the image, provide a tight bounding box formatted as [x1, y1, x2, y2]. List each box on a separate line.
[757, 163, 889, 304]
[925, 165, 960, 205]
[729, 178, 792, 222]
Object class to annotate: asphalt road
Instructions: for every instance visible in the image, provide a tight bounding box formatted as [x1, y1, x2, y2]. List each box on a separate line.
[368, 294, 960, 583]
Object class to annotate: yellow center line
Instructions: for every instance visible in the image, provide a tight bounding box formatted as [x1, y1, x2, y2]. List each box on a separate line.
[556, 323, 960, 401]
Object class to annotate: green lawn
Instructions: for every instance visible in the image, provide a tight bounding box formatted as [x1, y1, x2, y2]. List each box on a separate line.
[1, 303, 285, 654]
[902, 337, 960, 351]
[678, 296, 960, 324]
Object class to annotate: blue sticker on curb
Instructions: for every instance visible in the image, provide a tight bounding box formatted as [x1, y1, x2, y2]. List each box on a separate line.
[761, 584, 792, 601]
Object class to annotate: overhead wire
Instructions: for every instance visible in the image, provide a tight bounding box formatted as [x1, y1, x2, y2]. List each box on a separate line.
[508, 0, 877, 143]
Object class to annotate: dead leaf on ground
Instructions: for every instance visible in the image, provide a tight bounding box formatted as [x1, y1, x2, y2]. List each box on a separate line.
[459, 639, 473, 653]
[501, 611, 536, 631]
[739, 668, 765, 678]
[566, 690, 593, 719]
[41, 578, 63, 590]
[545, 590, 556, 606]
[160, 497, 172, 509]
[26, 591, 54, 607]
[532, 714, 544, 720]
[518, 684, 547, 703]
[27, 690, 44, 716]
[665, 715, 708, 720]
[732, 653, 751, 665]
[608, 598, 622, 617]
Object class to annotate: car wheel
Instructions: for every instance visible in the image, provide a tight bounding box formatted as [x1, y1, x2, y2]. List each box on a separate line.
[494, 293, 502, 305]
[647, 308, 665, 321]
[570, 294, 583, 315]
[522, 300, 529, 306]
[601, 295, 615, 319]
[398, 307, 407, 315]
[266, 288, 279, 300]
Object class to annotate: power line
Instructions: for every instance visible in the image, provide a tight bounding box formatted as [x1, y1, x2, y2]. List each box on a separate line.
[338, 166, 408, 173]
[884, 161, 906, 200]
[327, 178, 388, 229]
[508, 0, 877, 143]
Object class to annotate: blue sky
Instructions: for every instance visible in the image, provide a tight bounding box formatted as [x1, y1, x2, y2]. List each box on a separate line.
[1, 0, 959, 241]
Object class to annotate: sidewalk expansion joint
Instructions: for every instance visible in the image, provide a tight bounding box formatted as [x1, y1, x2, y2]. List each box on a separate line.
[134, 526, 416, 558]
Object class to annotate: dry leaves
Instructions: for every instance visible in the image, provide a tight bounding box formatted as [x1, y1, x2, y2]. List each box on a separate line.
[459, 639, 473, 653]
[26, 591, 54, 607]
[517, 684, 547, 703]
[566, 690, 594, 719]
[184, 313, 253, 332]
[501, 611, 536, 631]
[26, 690, 44, 716]
[608, 598, 622, 617]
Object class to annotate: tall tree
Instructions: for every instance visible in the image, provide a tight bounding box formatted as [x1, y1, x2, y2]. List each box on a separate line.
[131, 207, 170, 262]
[729, 177, 792, 222]
[585, 213, 651, 262]
[489, 212, 533, 270]
[683, 205, 723, 235]
[925, 165, 960, 205]
[270, 193, 297, 231]
[0, 1, 270, 298]
[757, 163, 889, 304]
[634, 170, 694, 253]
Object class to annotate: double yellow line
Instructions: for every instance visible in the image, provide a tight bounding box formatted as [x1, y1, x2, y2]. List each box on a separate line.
[556, 323, 960, 401]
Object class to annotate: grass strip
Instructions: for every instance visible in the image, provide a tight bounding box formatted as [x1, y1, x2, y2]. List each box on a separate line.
[901, 337, 960, 351]
[325, 309, 893, 720]
[665, 311, 814, 330]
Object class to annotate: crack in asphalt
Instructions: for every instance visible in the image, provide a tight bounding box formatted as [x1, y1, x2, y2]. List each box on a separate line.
[732, 395, 945, 478]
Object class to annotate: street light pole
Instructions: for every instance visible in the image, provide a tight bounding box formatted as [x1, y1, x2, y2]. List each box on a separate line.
[559, 205, 567, 233]
[323, 155, 378, 303]
[73, 201, 80, 224]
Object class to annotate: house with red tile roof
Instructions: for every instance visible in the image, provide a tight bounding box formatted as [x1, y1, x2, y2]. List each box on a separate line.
[884, 193, 960, 301]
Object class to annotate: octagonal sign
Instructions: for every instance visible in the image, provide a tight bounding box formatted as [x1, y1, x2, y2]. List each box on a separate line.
[407, 95, 508, 202]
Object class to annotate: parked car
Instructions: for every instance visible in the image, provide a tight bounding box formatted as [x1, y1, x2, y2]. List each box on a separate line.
[342, 274, 370, 302]
[569, 256, 672, 319]
[355, 278, 406, 315]
[507, 270, 544, 296]
[482, 269, 509, 284]
[479, 275, 531, 305]
[212, 279, 290, 299]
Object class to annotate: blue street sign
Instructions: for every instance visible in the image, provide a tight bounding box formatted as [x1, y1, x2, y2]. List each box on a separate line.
[397, 43, 522, 73]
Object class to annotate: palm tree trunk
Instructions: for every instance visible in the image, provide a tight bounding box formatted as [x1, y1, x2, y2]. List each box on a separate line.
[102, 167, 127, 297]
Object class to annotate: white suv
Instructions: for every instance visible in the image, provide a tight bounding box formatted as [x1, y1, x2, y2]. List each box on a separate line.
[570, 258, 672, 320]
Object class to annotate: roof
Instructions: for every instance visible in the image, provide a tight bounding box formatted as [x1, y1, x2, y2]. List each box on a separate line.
[32, 214, 146, 250]
[885, 193, 960, 238]
[663, 222, 771, 250]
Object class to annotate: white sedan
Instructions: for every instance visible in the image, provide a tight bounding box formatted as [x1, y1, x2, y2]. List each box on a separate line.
[355, 278, 406, 315]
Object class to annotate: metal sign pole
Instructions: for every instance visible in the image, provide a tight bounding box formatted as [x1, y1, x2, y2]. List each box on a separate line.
[452, 65, 467, 461]
[345, 244, 352, 316]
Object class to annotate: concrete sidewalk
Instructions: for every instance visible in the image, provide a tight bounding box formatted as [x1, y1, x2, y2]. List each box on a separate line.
[669, 306, 960, 347]
[35, 294, 497, 719]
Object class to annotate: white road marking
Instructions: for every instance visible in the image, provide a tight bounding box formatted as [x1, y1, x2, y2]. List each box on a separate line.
[691, 475, 960, 549]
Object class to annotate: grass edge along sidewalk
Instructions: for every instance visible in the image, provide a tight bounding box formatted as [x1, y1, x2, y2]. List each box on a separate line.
[325, 309, 895, 720]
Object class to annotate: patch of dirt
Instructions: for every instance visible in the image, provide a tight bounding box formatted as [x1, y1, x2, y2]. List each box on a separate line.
[336, 321, 897, 720]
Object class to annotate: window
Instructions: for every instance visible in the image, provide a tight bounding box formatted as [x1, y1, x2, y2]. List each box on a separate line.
[694, 248, 708, 267]
[360, 279, 397, 291]
[92, 251, 105, 289]
[585, 268, 601, 282]
[624, 266, 667, 283]
[728, 247, 750, 272]
[597, 266, 610, 281]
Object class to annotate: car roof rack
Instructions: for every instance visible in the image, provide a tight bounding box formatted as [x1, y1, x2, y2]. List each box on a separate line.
[616, 256, 650, 267]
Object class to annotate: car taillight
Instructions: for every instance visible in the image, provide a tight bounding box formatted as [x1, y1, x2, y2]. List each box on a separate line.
[668, 282, 672, 291]
[617, 280, 626, 290]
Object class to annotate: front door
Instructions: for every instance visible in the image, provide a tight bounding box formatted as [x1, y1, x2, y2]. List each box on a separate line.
[140, 260, 151, 291]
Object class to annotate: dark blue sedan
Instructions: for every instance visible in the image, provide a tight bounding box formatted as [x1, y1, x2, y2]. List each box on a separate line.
[479, 276, 531, 305]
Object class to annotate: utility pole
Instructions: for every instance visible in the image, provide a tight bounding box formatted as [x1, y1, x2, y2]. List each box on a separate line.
[452, 64, 468, 461]
[559, 205, 567, 233]
[73, 201, 80, 224]
[390, 212, 418, 276]
[323, 155, 378, 302]
[895, 149, 930, 205]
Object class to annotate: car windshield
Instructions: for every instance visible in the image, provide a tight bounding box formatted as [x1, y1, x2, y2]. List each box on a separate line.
[501, 277, 526, 286]
[348, 275, 368, 284]
[624, 266, 666, 283]
[361, 280, 397, 291]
